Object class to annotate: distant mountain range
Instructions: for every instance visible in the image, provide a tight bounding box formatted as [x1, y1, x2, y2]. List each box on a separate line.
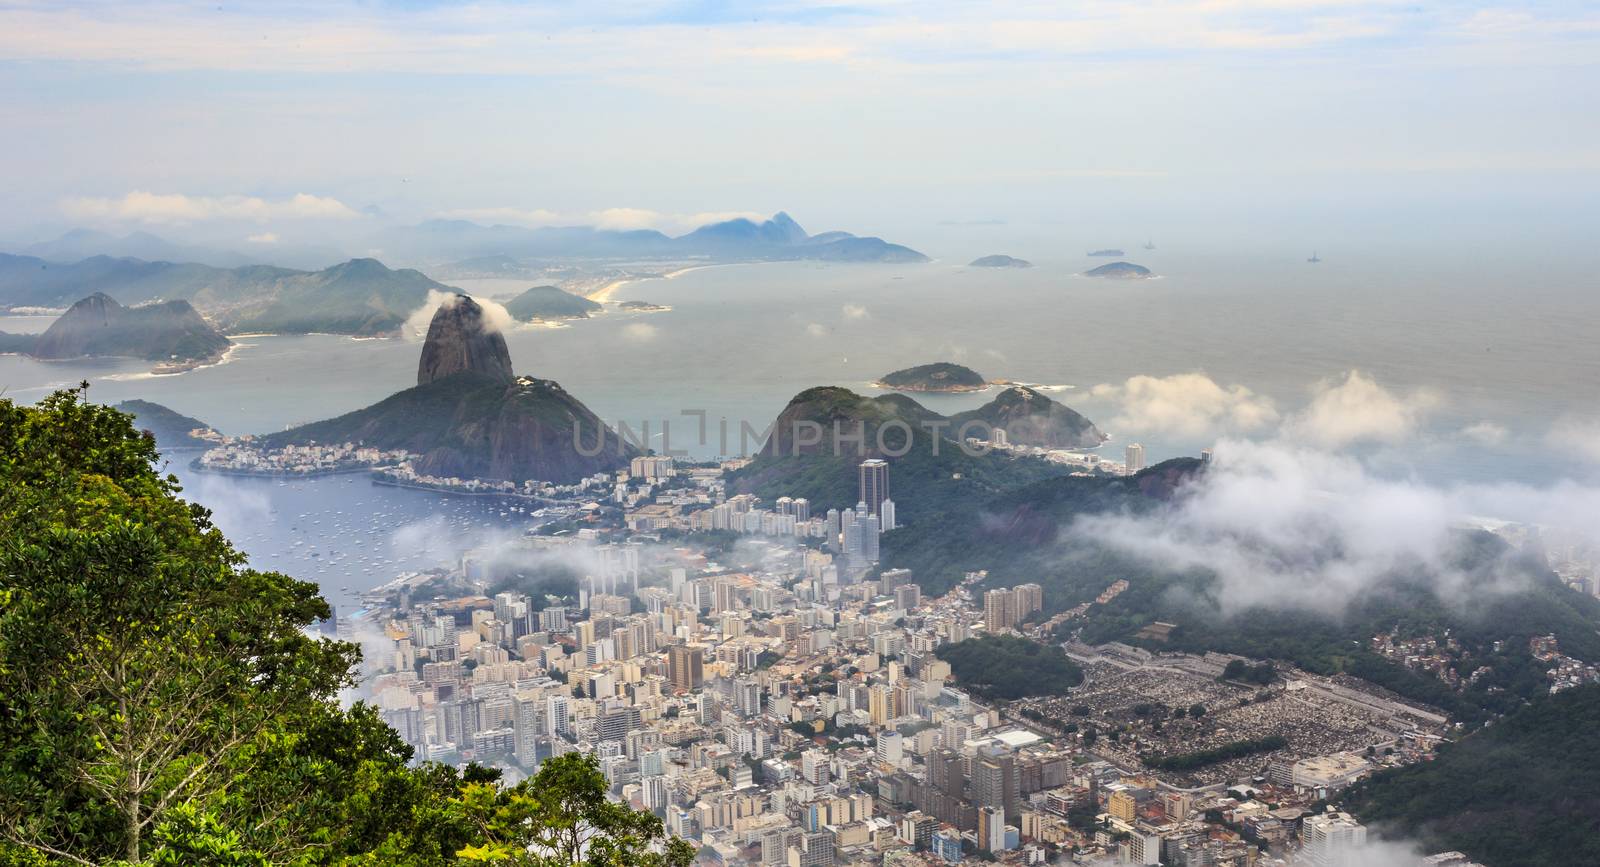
[0, 255, 451, 336]
[20, 228, 347, 271]
[374, 212, 928, 264]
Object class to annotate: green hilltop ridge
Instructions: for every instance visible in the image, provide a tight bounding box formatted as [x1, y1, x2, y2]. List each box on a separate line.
[949, 385, 1106, 448]
[876, 361, 988, 393]
[1342, 684, 1600, 867]
[112, 399, 218, 449]
[936, 634, 1085, 700]
[503, 285, 603, 321]
[969, 254, 1032, 268]
[30, 293, 230, 364]
[726, 385, 1072, 521]
[0, 254, 452, 336]
[1085, 261, 1153, 279]
[263, 295, 634, 483]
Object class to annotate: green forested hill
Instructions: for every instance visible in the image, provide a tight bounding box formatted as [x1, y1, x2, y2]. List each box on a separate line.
[1343, 685, 1600, 867]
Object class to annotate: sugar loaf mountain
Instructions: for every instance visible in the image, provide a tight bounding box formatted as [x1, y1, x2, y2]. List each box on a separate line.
[260, 295, 633, 483]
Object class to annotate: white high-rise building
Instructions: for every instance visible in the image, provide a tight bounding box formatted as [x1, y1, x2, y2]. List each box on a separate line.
[1125, 442, 1146, 475]
[1300, 811, 1368, 867]
[876, 730, 903, 766]
[879, 498, 897, 532]
[991, 428, 1009, 447]
[546, 694, 570, 738]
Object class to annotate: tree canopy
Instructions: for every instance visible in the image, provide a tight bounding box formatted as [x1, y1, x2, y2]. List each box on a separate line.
[0, 386, 690, 866]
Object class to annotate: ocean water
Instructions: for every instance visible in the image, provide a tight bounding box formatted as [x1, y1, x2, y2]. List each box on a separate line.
[166, 464, 534, 615]
[4, 251, 1598, 597]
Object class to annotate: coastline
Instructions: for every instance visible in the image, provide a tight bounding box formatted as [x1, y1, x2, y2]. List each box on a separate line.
[585, 262, 737, 303]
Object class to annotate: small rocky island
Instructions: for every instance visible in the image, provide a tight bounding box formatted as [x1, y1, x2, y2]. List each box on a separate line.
[1085, 261, 1154, 279]
[969, 254, 1032, 268]
[875, 362, 988, 393]
[503, 285, 603, 321]
[617, 300, 669, 312]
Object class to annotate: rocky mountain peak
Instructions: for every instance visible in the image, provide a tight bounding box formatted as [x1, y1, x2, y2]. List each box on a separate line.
[416, 294, 514, 386]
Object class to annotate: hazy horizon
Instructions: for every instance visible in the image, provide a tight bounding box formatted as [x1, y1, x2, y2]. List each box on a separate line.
[1, 1, 1596, 258]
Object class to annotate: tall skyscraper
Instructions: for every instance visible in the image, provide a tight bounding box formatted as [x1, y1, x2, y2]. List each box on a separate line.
[878, 498, 897, 532]
[978, 806, 1006, 853]
[984, 588, 1018, 633]
[668, 643, 704, 692]
[859, 458, 890, 516]
[1014, 583, 1043, 620]
[1125, 442, 1145, 475]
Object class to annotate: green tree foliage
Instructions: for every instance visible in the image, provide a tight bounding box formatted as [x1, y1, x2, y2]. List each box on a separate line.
[1342, 685, 1600, 867]
[1144, 736, 1288, 773]
[453, 754, 692, 867]
[934, 635, 1083, 700]
[0, 388, 690, 866]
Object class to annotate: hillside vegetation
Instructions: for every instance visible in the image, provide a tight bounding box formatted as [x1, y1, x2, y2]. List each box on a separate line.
[0, 387, 689, 866]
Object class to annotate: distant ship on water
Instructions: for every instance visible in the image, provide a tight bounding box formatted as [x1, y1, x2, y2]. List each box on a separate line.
[1307, 251, 1321, 263]
[1143, 239, 1155, 250]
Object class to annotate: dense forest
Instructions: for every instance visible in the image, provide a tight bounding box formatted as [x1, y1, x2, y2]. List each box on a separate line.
[0, 386, 692, 866]
[1342, 685, 1600, 867]
[934, 635, 1084, 700]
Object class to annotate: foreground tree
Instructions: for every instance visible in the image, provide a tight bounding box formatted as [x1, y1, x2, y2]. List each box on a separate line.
[0, 388, 690, 866]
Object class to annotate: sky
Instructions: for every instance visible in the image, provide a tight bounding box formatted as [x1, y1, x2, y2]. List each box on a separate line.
[1, 0, 1597, 250]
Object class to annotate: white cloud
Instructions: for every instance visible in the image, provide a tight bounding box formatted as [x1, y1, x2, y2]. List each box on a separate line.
[0, 1, 1509, 80]
[402, 290, 515, 340]
[1461, 420, 1509, 446]
[1548, 416, 1600, 464]
[1090, 372, 1279, 438]
[435, 206, 765, 235]
[1078, 438, 1600, 615]
[841, 304, 869, 320]
[61, 191, 359, 225]
[246, 232, 280, 244]
[1284, 370, 1439, 448]
[622, 322, 658, 341]
[805, 323, 828, 338]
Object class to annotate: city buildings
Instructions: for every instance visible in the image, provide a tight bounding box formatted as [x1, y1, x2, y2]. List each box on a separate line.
[1124, 443, 1145, 475]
